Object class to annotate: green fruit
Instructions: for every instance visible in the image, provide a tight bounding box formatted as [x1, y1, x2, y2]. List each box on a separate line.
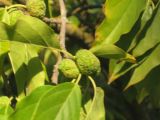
[26, 0, 46, 18]
[58, 59, 80, 79]
[75, 49, 101, 75]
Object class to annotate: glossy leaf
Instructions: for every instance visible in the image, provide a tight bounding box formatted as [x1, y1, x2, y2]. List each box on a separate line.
[9, 83, 82, 120]
[0, 96, 14, 120]
[26, 57, 46, 95]
[126, 44, 160, 89]
[90, 43, 136, 63]
[128, 0, 155, 52]
[0, 15, 60, 49]
[12, 15, 60, 48]
[133, 4, 160, 57]
[0, 23, 9, 40]
[108, 1, 156, 84]
[8, 42, 46, 97]
[8, 8, 24, 25]
[0, 8, 10, 24]
[95, 0, 147, 45]
[108, 60, 138, 84]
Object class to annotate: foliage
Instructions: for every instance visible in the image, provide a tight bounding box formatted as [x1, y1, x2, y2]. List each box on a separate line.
[0, 0, 160, 120]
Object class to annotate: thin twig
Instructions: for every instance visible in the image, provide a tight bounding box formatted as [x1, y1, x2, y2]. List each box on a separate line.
[59, 0, 67, 52]
[43, 17, 62, 24]
[51, 51, 62, 84]
[51, 0, 67, 84]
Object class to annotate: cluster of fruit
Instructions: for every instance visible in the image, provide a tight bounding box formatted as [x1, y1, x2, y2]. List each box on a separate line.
[58, 49, 101, 78]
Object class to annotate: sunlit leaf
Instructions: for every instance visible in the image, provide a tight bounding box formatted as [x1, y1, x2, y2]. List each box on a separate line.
[95, 0, 147, 45]
[9, 83, 81, 120]
[126, 44, 160, 89]
[0, 8, 10, 24]
[90, 43, 136, 63]
[0, 15, 60, 49]
[8, 41, 46, 97]
[133, 4, 160, 57]
[0, 96, 14, 120]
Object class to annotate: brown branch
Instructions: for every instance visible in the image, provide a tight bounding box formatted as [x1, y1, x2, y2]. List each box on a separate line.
[59, 0, 67, 51]
[51, 51, 62, 84]
[43, 17, 62, 24]
[51, 0, 67, 84]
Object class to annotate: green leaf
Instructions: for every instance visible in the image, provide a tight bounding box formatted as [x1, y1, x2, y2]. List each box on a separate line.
[90, 43, 136, 63]
[81, 87, 105, 120]
[0, 41, 10, 75]
[9, 83, 82, 120]
[133, 4, 160, 57]
[0, 96, 14, 120]
[108, 60, 138, 84]
[11, 15, 60, 48]
[0, 23, 9, 40]
[127, 0, 155, 52]
[126, 44, 160, 89]
[94, 0, 147, 45]
[26, 57, 46, 95]
[0, 8, 10, 24]
[0, 41, 9, 94]
[135, 66, 160, 106]
[107, 1, 156, 84]
[8, 41, 46, 97]
[140, 0, 155, 29]
[0, 15, 60, 49]
[8, 8, 24, 25]
[8, 42, 29, 97]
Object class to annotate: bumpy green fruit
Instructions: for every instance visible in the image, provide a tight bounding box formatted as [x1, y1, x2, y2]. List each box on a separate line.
[58, 59, 80, 79]
[75, 49, 101, 75]
[26, 0, 46, 18]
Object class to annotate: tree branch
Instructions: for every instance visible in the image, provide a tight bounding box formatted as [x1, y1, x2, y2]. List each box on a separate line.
[51, 0, 67, 84]
[43, 17, 62, 24]
[59, 0, 67, 52]
[51, 51, 62, 84]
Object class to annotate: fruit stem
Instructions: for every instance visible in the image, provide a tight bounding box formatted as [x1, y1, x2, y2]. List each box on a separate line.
[71, 79, 76, 83]
[49, 47, 75, 59]
[7, 4, 27, 10]
[87, 76, 97, 118]
[59, 49, 75, 59]
[75, 74, 82, 84]
[88, 76, 96, 95]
